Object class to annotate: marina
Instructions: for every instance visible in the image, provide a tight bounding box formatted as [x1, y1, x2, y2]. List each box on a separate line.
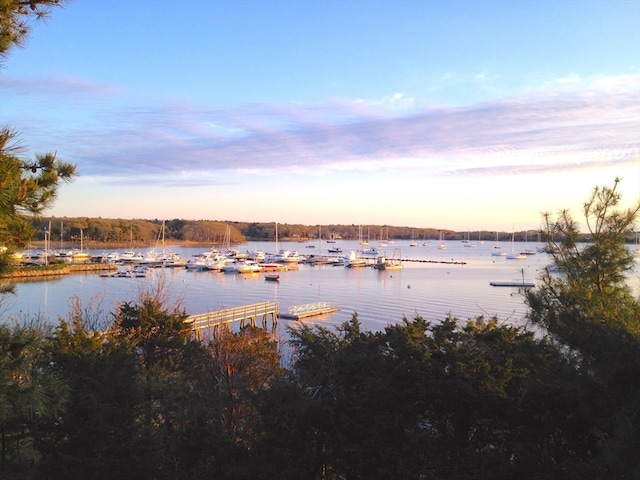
[3, 240, 639, 336]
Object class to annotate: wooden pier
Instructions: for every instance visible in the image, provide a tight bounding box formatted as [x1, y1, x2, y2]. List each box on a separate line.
[186, 301, 279, 338]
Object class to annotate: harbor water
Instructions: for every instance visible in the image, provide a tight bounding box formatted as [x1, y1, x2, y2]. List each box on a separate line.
[3, 240, 638, 335]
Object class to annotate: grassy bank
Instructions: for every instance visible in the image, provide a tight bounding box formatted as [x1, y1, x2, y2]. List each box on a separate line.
[2, 263, 117, 279]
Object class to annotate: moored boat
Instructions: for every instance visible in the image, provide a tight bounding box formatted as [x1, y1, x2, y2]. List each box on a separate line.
[373, 248, 403, 270]
[236, 260, 264, 273]
[344, 251, 367, 268]
[373, 256, 403, 270]
[268, 249, 301, 264]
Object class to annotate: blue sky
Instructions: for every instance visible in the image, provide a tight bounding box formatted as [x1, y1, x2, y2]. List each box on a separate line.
[2, 0, 639, 231]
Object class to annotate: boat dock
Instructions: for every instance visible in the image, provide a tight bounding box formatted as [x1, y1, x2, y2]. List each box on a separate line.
[186, 301, 279, 338]
[401, 258, 467, 265]
[303, 254, 467, 267]
[279, 302, 341, 320]
[489, 281, 535, 287]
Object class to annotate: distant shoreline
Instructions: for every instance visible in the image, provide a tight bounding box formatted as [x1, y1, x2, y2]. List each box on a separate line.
[25, 237, 325, 250]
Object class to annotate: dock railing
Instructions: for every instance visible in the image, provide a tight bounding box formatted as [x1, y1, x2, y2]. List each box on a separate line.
[186, 301, 279, 338]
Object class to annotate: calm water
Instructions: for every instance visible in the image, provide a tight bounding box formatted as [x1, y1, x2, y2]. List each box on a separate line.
[3, 240, 638, 335]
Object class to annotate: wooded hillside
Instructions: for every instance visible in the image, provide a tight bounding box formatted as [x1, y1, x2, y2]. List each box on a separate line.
[31, 217, 541, 246]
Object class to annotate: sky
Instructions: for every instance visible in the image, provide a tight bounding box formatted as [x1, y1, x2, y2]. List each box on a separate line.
[1, 0, 639, 232]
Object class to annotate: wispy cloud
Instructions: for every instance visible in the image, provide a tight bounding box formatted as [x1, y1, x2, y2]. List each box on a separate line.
[4, 74, 639, 186]
[555, 74, 582, 84]
[1, 73, 120, 97]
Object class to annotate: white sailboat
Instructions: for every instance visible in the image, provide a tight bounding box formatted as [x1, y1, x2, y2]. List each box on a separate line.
[378, 227, 389, 247]
[462, 231, 476, 247]
[155, 220, 187, 267]
[265, 222, 299, 264]
[506, 230, 526, 260]
[55, 221, 73, 258]
[72, 229, 90, 261]
[491, 231, 506, 256]
[409, 229, 418, 247]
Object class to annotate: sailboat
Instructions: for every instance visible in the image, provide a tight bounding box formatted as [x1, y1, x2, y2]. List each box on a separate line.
[55, 221, 73, 258]
[358, 225, 378, 256]
[506, 251, 526, 260]
[462, 231, 476, 247]
[265, 222, 296, 264]
[40, 221, 52, 265]
[409, 229, 418, 247]
[378, 226, 389, 247]
[506, 230, 527, 260]
[304, 226, 332, 265]
[491, 231, 506, 256]
[119, 226, 144, 262]
[438, 230, 446, 249]
[72, 229, 90, 261]
[155, 220, 187, 267]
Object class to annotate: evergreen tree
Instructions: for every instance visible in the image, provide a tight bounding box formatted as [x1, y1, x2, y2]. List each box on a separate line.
[109, 281, 202, 479]
[265, 314, 586, 479]
[38, 314, 141, 480]
[526, 178, 640, 477]
[1, 1, 76, 285]
[0, 322, 67, 477]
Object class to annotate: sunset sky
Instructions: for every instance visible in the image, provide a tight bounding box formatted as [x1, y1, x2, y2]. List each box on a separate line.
[2, 0, 639, 232]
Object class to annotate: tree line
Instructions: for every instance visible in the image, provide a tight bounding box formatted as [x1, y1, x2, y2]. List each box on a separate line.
[27, 217, 478, 246]
[2, 181, 639, 479]
[26, 216, 594, 247]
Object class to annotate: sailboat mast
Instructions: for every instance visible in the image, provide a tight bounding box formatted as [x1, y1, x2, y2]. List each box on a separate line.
[161, 220, 166, 254]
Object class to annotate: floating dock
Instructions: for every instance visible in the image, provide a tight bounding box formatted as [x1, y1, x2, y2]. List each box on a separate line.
[280, 302, 341, 320]
[490, 281, 535, 287]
